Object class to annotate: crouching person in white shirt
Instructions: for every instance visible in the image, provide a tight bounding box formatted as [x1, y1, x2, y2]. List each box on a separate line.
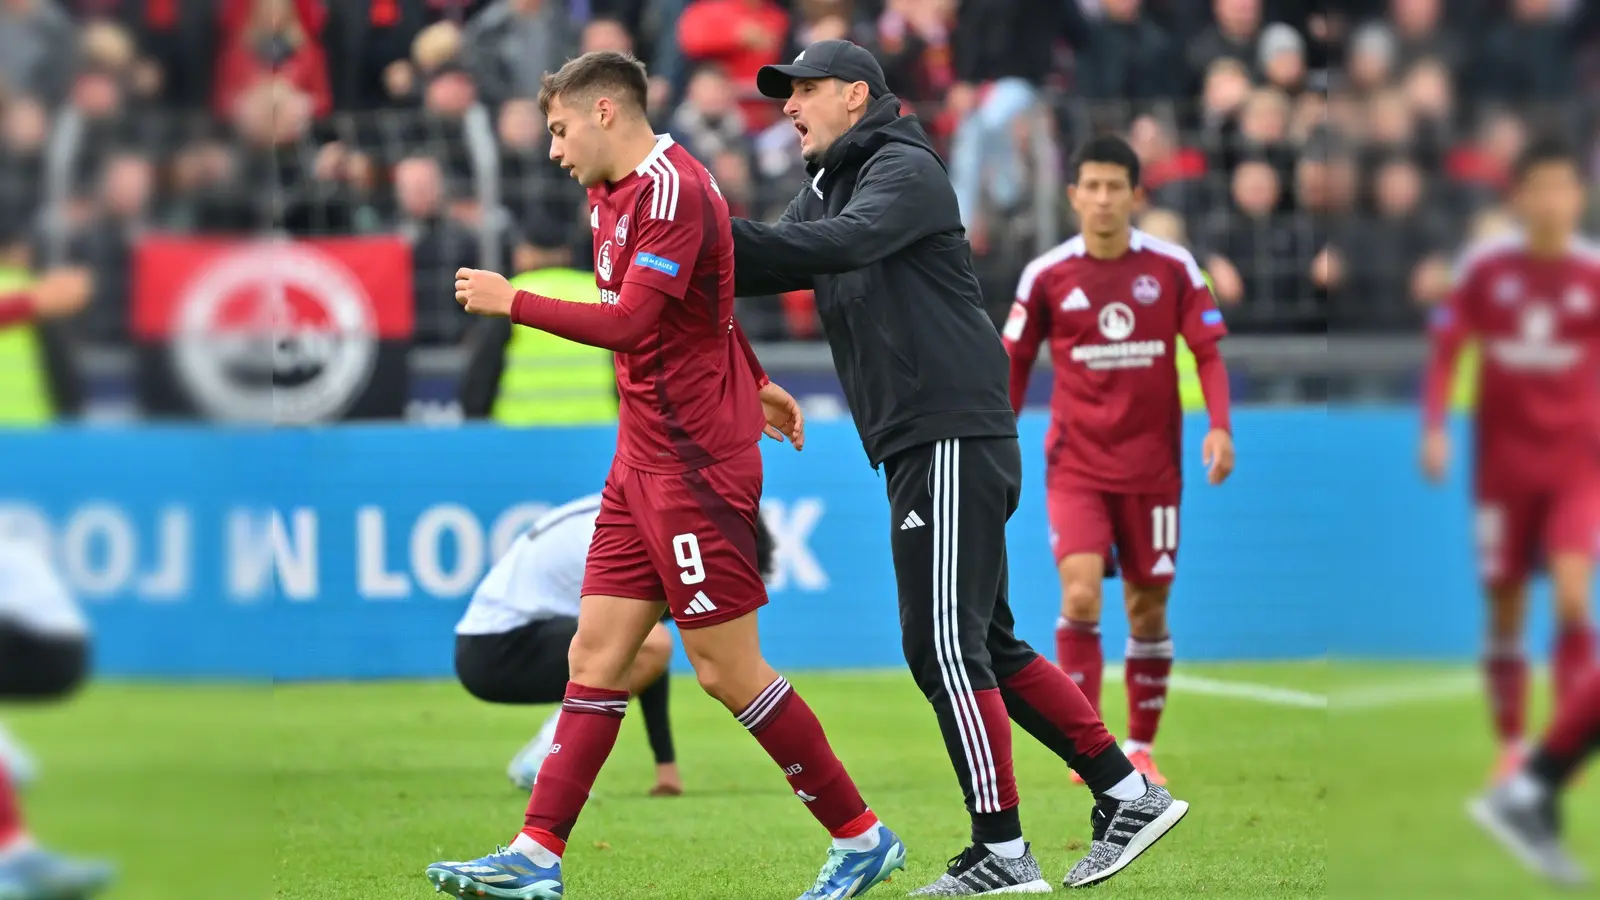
[454, 494, 777, 796]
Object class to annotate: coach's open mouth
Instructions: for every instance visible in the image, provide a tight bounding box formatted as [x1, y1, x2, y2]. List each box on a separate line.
[794, 122, 809, 139]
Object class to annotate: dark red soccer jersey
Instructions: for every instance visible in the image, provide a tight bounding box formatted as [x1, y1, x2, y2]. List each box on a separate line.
[1425, 235, 1600, 489]
[1003, 230, 1228, 492]
[588, 136, 764, 473]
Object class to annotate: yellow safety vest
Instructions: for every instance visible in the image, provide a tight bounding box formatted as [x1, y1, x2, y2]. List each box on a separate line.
[1451, 341, 1479, 411]
[1174, 270, 1215, 413]
[493, 268, 620, 426]
[0, 268, 49, 425]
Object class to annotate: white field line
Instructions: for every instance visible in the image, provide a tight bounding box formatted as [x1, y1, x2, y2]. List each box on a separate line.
[1104, 666, 1481, 711]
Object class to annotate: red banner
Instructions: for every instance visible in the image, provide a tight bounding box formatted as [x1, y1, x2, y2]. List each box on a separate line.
[132, 237, 414, 423]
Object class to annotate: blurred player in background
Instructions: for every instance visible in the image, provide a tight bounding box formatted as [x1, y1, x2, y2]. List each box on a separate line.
[434, 51, 904, 900]
[454, 492, 777, 796]
[1003, 136, 1234, 787]
[0, 535, 114, 899]
[1471, 665, 1600, 886]
[1422, 137, 1600, 780]
[0, 266, 111, 899]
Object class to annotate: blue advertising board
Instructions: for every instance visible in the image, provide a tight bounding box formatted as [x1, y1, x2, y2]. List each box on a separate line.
[0, 410, 1556, 680]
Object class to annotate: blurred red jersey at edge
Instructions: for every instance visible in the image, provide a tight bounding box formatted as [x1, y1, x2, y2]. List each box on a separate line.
[1003, 229, 1230, 492]
[1423, 235, 1600, 491]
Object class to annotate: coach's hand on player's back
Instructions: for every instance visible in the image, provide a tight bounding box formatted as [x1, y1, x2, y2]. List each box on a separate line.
[758, 381, 804, 450]
[1203, 428, 1234, 485]
[1420, 427, 1450, 483]
[455, 268, 516, 317]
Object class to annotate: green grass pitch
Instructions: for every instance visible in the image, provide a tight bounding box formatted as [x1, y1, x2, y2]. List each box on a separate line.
[5, 661, 1597, 898]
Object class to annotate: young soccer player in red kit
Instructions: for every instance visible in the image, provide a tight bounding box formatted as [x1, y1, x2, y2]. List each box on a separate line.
[1421, 137, 1600, 782]
[430, 52, 905, 900]
[1003, 136, 1234, 787]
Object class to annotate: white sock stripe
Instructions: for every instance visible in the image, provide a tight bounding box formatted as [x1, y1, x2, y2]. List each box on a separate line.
[564, 697, 628, 714]
[1125, 637, 1175, 659]
[932, 439, 1000, 813]
[943, 439, 1000, 812]
[738, 676, 791, 729]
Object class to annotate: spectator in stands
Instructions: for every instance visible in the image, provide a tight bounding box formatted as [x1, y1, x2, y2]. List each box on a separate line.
[1444, 107, 1525, 215]
[792, 0, 851, 46]
[1199, 157, 1308, 322]
[234, 79, 318, 227]
[0, 0, 77, 108]
[393, 155, 481, 346]
[164, 140, 257, 232]
[1389, 0, 1462, 72]
[325, 0, 486, 109]
[495, 98, 584, 272]
[1231, 86, 1294, 184]
[1401, 57, 1454, 165]
[1363, 88, 1415, 162]
[1335, 154, 1451, 326]
[1257, 22, 1306, 97]
[462, 0, 578, 111]
[1134, 207, 1191, 253]
[60, 153, 152, 342]
[78, 19, 157, 108]
[384, 20, 466, 107]
[581, 16, 633, 54]
[73, 0, 217, 109]
[1345, 21, 1396, 95]
[677, 0, 788, 128]
[1476, 0, 1576, 105]
[1127, 114, 1209, 220]
[1195, 57, 1251, 147]
[214, 0, 333, 119]
[1186, 0, 1262, 94]
[863, 0, 955, 108]
[1076, 0, 1181, 120]
[0, 97, 49, 258]
[671, 65, 748, 162]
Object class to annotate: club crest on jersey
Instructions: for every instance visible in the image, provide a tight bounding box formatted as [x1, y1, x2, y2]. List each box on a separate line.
[1132, 274, 1161, 305]
[615, 214, 630, 246]
[1098, 302, 1135, 341]
[1494, 274, 1522, 305]
[597, 240, 614, 281]
[1565, 284, 1592, 315]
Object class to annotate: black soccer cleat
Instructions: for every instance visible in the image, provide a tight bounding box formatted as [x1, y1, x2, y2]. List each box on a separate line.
[1063, 781, 1189, 888]
[1469, 782, 1589, 887]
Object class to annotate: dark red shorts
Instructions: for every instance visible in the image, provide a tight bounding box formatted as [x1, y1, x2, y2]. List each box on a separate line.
[1046, 485, 1182, 585]
[582, 442, 768, 628]
[1474, 478, 1600, 588]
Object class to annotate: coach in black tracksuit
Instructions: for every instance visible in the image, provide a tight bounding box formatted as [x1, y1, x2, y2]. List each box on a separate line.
[730, 40, 1175, 894]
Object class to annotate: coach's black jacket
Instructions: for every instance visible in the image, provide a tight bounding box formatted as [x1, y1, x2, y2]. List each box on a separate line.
[731, 95, 1016, 468]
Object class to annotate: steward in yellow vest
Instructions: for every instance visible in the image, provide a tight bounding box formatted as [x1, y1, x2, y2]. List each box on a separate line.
[492, 268, 620, 426]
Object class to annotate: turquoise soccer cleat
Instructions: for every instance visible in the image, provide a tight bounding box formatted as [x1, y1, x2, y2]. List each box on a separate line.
[0, 847, 114, 900]
[797, 824, 907, 900]
[425, 847, 563, 900]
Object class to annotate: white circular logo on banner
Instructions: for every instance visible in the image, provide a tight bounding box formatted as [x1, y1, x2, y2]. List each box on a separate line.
[170, 242, 378, 424]
[1098, 302, 1136, 341]
[1132, 274, 1161, 304]
[597, 240, 614, 281]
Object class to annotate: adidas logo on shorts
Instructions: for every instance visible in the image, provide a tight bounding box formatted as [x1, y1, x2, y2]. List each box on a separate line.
[684, 591, 719, 616]
[900, 511, 925, 531]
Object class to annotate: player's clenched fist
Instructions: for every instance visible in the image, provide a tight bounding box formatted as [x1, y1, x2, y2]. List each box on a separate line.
[455, 268, 516, 317]
[1202, 428, 1234, 485]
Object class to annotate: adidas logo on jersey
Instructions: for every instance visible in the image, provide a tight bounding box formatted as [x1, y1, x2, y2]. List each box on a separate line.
[900, 510, 926, 530]
[684, 591, 719, 616]
[1061, 287, 1090, 311]
[1151, 553, 1175, 576]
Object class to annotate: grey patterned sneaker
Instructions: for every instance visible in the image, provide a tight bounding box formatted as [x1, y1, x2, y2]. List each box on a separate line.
[1063, 782, 1188, 888]
[908, 843, 1052, 896]
[1469, 782, 1589, 886]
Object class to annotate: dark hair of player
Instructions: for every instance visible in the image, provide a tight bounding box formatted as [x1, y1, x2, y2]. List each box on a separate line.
[537, 50, 650, 118]
[1071, 135, 1142, 188]
[755, 513, 777, 582]
[1513, 135, 1580, 184]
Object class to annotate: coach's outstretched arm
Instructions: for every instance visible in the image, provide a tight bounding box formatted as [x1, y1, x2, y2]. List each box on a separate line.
[732, 194, 814, 295]
[731, 148, 942, 276]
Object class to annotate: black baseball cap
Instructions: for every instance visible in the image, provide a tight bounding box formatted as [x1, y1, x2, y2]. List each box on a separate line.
[756, 40, 889, 100]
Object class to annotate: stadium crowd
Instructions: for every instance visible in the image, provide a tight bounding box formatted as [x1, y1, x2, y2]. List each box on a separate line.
[2, 0, 1599, 354]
